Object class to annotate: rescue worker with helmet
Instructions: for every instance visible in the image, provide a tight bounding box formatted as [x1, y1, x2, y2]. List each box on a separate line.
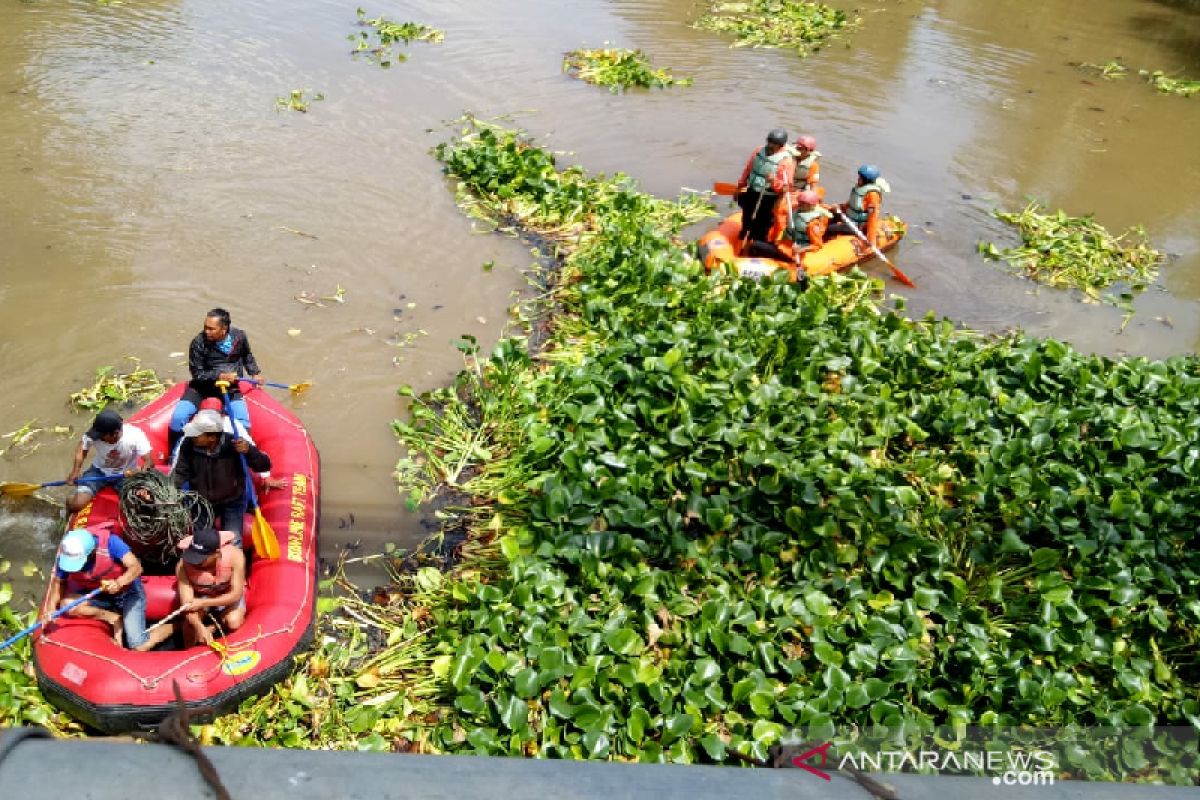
[789, 136, 822, 195]
[748, 189, 832, 282]
[828, 164, 891, 248]
[736, 128, 795, 248]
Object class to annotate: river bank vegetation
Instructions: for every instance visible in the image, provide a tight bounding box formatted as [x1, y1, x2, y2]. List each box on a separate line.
[2, 121, 1198, 782]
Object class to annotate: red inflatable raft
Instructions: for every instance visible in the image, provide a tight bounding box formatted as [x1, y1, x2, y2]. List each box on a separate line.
[33, 383, 319, 733]
[697, 210, 905, 282]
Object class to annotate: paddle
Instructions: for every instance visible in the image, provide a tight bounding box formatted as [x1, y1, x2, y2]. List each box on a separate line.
[832, 209, 916, 288]
[0, 587, 103, 652]
[239, 377, 312, 396]
[712, 181, 738, 197]
[0, 474, 122, 498]
[216, 382, 280, 560]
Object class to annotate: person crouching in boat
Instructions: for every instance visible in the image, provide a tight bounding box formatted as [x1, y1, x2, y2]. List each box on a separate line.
[42, 527, 173, 651]
[176, 526, 247, 647]
[736, 128, 795, 249]
[748, 190, 831, 281]
[827, 164, 891, 248]
[789, 136, 822, 195]
[172, 409, 271, 548]
[64, 409, 154, 513]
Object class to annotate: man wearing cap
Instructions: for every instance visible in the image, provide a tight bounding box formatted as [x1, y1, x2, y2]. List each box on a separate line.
[166, 308, 265, 457]
[176, 526, 246, 647]
[65, 409, 153, 513]
[172, 409, 271, 547]
[41, 526, 173, 651]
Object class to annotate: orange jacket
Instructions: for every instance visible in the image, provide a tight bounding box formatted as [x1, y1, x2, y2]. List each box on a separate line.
[859, 191, 882, 245]
[769, 192, 830, 254]
[738, 147, 795, 195]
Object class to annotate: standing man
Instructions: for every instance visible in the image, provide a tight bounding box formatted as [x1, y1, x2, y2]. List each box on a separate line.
[176, 526, 247, 647]
[790, 136, 821, 195]
[736, 129, 795, 248]
[42, 527, 172, 651]
[172, 409, 271, 547]
[65, 409, 153, 513]
[167, 308, 265, 457]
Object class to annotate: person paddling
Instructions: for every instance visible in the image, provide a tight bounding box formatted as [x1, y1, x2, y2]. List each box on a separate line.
[827, 164, 891, 248]
[736, 129, 795, 249]
[789, 136, 821, 195]
[749, 190, 831, 275]
[176, 526, 247, 647]
[43, 527, 172, 651]
[64, 409, 153, 513]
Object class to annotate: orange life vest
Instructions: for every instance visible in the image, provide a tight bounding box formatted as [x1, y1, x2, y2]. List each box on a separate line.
[180, 530, 238, 597]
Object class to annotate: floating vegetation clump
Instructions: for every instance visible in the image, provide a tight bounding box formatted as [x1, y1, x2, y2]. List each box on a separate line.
[693, 0, 858, 56]
[1139, 69, 1200, 97]
[68, 357, 167, 412]
[276, 89, 324, 113]
[0, 420, 70, 458]
[1079, 59, 1129, 79]
[1074, 59, 1199, 96]
[979, 202, 1163, 318]
[563, 47, 692, 92]
[350, 8, 444, 68]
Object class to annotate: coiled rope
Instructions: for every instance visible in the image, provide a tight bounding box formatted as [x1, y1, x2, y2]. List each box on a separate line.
[118, 470, 212, 563]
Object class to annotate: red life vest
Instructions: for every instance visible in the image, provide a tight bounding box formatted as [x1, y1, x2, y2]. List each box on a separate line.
[180, 530, 238, 597]
[64, 526, 126, 594]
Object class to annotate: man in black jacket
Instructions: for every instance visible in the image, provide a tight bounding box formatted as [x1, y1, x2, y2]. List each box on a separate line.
[166, 308, 265, 456]
[172, 409, 271, 548]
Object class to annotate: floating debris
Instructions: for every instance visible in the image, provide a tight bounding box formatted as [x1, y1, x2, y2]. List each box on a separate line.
[562, 47, 692, 92]
[350, 8, 443, 68]
[693, 0, 858, 57]
[69, 357, 167, 411]
[276, 89, 324, 113]
[978, 202, 1163, 318]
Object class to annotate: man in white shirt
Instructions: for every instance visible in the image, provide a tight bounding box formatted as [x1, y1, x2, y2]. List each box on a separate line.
[65, 409, 153, 512]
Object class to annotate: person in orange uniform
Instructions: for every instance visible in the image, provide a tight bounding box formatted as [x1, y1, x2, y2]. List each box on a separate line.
[751, 190, 832, 270]
[828, 164, 891, 247]
[176, 526, 247, 647]
[736, 129, 795, 248]
[789, 136, 821, 196]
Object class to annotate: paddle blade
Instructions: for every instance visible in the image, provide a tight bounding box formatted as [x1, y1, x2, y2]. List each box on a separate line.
[288, 380, 313, 396]
[0, 482, 44, 496]
[251, 509, 280, 560]
[712, 181, 738, 197]
[888, 262, 916, 288]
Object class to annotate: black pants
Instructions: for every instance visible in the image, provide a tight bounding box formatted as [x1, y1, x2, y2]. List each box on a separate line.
[737, 190, 778, 246]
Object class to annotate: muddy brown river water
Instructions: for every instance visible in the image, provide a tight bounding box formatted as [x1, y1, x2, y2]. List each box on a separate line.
[1, 0, 1198, 601]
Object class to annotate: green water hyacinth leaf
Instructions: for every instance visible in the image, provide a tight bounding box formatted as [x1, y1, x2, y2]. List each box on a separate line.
[605, 628, 645, 656]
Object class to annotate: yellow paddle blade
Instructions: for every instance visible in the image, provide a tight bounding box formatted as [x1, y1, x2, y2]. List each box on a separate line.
[251, 509, 280, 560]
[0, 482, 45, 496]
[288, 381, 313, 396]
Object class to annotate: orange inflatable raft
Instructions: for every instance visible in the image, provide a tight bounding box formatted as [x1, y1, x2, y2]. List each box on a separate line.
[697, 211, 905, 282]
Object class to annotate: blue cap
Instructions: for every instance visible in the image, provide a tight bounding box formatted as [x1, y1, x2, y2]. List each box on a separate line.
[58, 528, 96, 573]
